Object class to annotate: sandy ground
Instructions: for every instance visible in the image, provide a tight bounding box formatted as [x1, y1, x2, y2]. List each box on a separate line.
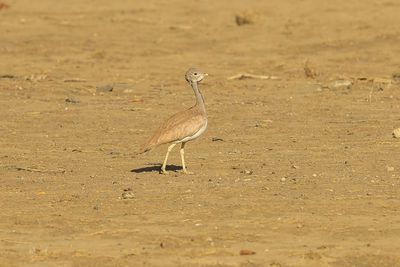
[1, 0, 400, 266]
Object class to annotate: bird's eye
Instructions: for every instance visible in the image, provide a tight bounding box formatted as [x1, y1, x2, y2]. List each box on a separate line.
[194, 73, 198, 75]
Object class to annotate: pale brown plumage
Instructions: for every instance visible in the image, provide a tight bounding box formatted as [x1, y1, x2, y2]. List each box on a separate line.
[139, 68, 208, 174]
[139, 105, 206, 153]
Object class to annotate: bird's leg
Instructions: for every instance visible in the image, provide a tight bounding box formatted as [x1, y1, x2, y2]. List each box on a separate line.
[161, 143, 176, 174]
[180, 142, 193, 174]
[180, 142, 187, 173]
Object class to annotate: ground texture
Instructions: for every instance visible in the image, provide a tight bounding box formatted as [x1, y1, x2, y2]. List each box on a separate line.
[1, 0, 400, 266]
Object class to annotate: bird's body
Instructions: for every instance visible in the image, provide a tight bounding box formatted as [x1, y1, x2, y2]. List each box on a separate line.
[140, 105, 207, 153]
[140, 68, 208, 174]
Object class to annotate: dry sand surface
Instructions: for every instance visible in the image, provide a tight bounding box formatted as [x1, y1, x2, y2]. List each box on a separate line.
[1, 0, 400, 266]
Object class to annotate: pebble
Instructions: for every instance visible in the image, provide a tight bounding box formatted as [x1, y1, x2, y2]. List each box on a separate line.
[386, 166, 395, 172]
[240, 170, 253, 175]
[329, 79, 353, 90]
[392, 73, 400, 84]
[392, 128, 400, 138]
[121, 192, 135, 199]
[280, 177, 286, 182]
[65, 96, 80, 103]
[96, 85, 113, 93]
[235, 10, 260, 26]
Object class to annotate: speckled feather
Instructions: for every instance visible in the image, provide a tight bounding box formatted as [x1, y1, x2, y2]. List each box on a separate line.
[140, 105, 206, 153]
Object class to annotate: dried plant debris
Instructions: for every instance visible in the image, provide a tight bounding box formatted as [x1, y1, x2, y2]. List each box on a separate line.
[227, 73, 280, 80]
[304, 61, 319, 79]
[96, 85, 114, 93]
[64, 78, 86, 83]
[240, 250, 256, 255]
[328, 79, 353, 90]
[235, 10, 260, 26]
[0, 74, 15, 79]
[392, 73, 400, 84]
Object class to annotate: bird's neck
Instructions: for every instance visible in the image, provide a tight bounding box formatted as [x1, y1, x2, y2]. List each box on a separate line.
[191, 81, 206, 115]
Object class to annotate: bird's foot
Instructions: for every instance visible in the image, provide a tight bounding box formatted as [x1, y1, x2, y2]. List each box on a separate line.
[161, 169, 169, 175]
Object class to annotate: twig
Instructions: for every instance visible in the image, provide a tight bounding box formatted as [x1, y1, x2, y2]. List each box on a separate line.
[227, 73, 280, 80]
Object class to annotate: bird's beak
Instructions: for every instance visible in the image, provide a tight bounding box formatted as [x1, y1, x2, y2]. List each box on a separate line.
[204, 73, 209, 76]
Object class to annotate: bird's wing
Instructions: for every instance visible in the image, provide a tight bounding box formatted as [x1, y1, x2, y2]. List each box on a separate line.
[140, 107, 205, 153]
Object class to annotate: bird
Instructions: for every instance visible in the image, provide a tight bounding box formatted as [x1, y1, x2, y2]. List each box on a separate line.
[139, 68, 208, 174]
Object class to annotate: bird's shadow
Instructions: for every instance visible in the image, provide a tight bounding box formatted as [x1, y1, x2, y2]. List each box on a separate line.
[130, 163, 182, 173]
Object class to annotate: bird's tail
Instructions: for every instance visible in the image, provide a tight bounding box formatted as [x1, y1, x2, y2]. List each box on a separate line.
[139, 142, 152, 154]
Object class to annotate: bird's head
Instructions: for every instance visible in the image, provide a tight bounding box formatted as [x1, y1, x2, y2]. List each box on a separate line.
[185, 68, 208, 83]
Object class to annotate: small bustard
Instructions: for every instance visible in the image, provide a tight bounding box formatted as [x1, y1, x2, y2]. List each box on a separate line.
[140, 68, 208, 174]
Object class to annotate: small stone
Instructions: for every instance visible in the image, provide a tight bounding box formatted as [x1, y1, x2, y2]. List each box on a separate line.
[392, 128, 400, 138]
[386, 166, 395, 172]
[280, 177, 286, 182]
[0, 3, 9, 10]
[235, 10, 260, 26]
[392, 73, 400, 84]
[65, 96, 80, 103]
[122, 192, 135, 199]
[329, 79, 353, 90]
[96, 85, 113, 93]
[93, 205, 100, 210]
